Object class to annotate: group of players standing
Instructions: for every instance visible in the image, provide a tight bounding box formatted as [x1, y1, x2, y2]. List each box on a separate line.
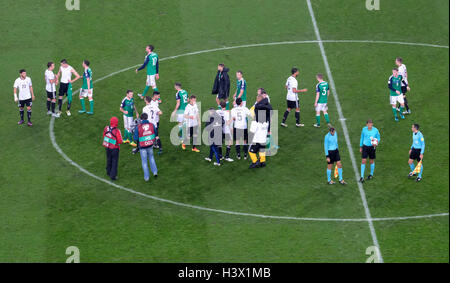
[13, 44, 425, 183]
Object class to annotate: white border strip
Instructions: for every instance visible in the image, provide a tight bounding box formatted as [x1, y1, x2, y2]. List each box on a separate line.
[306, 0, 384, 262]
[50, 40, 449, 225]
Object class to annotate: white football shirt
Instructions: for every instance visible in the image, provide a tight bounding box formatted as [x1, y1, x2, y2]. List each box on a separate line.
[14, 77, 33, 100]
[286, 76, 298, 101]
[184, 103, 199, 127]
[60, 65, 73, 83]
[45, 69, 56, 92]
[398, 64, 408, 85]
[217, 109, 231, 134]
[149, 100, 160, 123]
[143, 103, 160, 126]
[231, 106, 251, 129]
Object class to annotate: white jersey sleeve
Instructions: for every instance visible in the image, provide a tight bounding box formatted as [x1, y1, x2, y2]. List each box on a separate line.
[286, 76, 298, 101]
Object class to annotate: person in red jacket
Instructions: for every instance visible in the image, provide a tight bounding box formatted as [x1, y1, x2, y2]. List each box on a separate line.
[102, 116, 123, 181]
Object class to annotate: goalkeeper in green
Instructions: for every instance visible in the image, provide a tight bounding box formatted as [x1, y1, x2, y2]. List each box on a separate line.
[136, 45, 159, 101]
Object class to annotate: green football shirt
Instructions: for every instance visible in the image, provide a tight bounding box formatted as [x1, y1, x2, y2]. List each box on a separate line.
[121, 97, 135, 117]
[389, 74, 403, 96]
[316, 81, 329, 104]
[176, 89, 189, 111]
[236, 78, 247, 101]
[82, 68, 93, 89]
[146, 53, 159, 75]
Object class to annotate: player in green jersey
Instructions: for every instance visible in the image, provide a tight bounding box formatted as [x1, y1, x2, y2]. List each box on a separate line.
[388, 68, 408, 122]
[172, 82, 189, 146]
[79, 60, 94, 114]
[120, 90, 139, 146]
[136, 45, 159, 100]
[313, 74, 331, 128]
[233, 70, 247, 107]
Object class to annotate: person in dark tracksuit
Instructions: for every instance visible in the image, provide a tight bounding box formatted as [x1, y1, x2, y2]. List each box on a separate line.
[204, 107, 223, 166]
[212, 63, 230, 109]
[102, 116, 123, 181]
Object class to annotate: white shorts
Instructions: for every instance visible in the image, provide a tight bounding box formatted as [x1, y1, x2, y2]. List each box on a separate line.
[390, 95, 404, 105]
[146, 75, 156, 87]
[315, 103, 328, 112]
[80, 89, 93, 98]
[123, 115, 134, 132]
[177, 113, 184, 123]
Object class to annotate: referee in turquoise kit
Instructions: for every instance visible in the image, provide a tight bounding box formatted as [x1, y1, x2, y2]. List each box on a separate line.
[408, 123, 425, 182]
[324, 127, 346, 185]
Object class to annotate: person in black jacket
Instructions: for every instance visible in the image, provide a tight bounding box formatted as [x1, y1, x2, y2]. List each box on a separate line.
[204, 107, 223, 166]
[212, 63, 230, 108]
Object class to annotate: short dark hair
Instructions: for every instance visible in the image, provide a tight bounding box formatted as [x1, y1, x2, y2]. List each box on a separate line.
[126, 90, 133, 94]
[258, 87, 265, 93]
[153, 91, 160, 96]
[367, 119, 373, 124]
[147, 45, 154, 51]
[145, 96, 152, 103]
[291, 67, 299, 74]
[140, 113, 148, 120]
[47, 62, 54, 68]
[236, 98, 242, 105]
[393, 68, 398, 71]
[413, 123, 420, 130]
[190, 95, 196, 99]
[60, 59, 67, 64]
[220, 100, 227, 108]
[316, 73, 323, 79]
[236, 70, 243, 75]
[261, 90, 267, 95]
[396, 57, 403, 63]
[19, 69, 26, 74]
[174, 82, 182, 88]
[218, 63, 225, 67]
[329, 127, 335, 132]
[83, 60, 90, 66]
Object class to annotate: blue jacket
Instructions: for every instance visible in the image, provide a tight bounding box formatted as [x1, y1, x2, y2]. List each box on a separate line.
[324, 132, 339, 156]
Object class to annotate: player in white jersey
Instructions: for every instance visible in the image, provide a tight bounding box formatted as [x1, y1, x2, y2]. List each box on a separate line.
[13, 69, 35, 126]
[143, 93, 163, 154]
[231, 97, 251, 160]
[281, 67, 308, 127]
[183, 95, 200, 152]
[217, 100, 234, 162]
[56, 59, 80, 116]
[45, 62, 58, 117]
[395, 57, 411, 114]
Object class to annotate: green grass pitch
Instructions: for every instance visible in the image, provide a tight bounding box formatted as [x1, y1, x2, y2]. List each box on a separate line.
[0, 0, 448, 262]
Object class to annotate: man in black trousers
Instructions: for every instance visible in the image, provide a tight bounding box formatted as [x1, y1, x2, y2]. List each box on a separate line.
[102, 116, 123, 181]
[212, 63, 230, 109]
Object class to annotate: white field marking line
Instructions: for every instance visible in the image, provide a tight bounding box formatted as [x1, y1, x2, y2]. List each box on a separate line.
[307, 0, 382, 262]
[50, 40, 449, 224]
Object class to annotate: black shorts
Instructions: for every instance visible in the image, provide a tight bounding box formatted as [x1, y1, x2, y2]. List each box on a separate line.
[233, 128, 248, 142]
[327, 150, 341, 164]
[249, 143, 265, 153]
[47, 91, 56, 100]
[401, 85, 408, 95]
[362, 145, 376, 159]
[188, 126, 198, 137]
[409, 148, 422, 162]
[287, 99, 299, 109]
[18, 99, 32, 108]
[153, 124, 159, 137]
[59, 83, 69, 97]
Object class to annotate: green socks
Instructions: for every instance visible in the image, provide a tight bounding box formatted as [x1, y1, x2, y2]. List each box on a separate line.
[143, 86, 150, 96]
[316, 115, 321, 125]
[89, 100, 94, 113]
[324, 113, 330, 124]
[392, 107, 397, 118]
[80, 98, 86, 111]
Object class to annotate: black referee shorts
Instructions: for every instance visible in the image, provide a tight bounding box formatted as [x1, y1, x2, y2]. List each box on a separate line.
[327, 149, 341, 164]
[362, 145, 376, 159]
[409, 148, 422, 162]
[249, 143, 265, 153]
